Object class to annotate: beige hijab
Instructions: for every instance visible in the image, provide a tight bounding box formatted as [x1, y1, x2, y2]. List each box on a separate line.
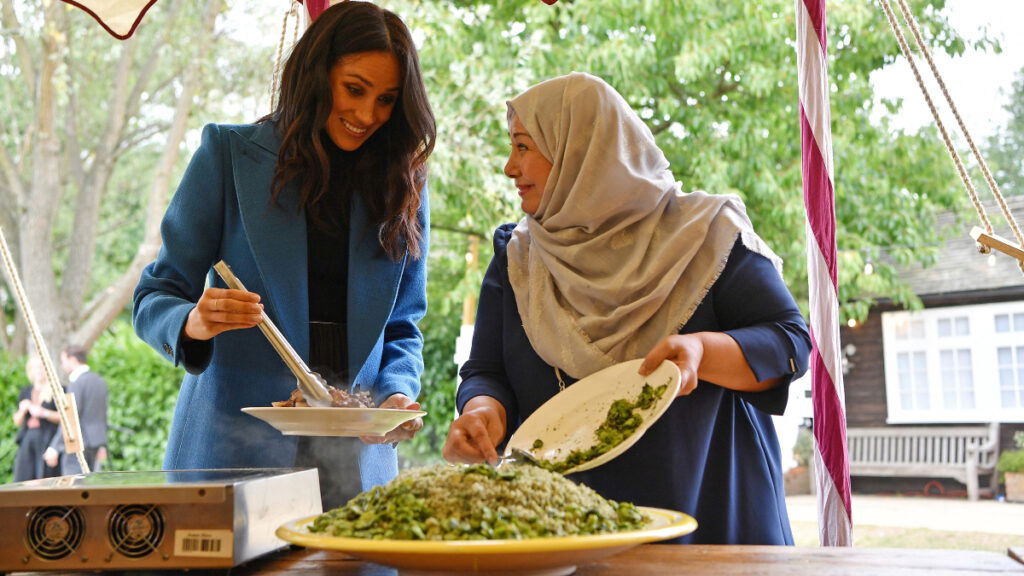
[506, 72, 781, 379]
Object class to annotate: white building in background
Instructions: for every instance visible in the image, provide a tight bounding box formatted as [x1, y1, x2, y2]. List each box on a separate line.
[773, 373, 813, 471]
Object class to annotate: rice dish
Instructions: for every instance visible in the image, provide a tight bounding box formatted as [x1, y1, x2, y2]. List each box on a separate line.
[308, 463, 647, 540]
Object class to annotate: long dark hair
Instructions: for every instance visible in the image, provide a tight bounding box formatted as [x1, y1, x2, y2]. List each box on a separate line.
[265, 1, 435, 260]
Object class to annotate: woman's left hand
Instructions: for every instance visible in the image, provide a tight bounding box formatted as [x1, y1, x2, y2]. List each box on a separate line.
[360, 393, 423, 446]
[639, 334, 704, 396]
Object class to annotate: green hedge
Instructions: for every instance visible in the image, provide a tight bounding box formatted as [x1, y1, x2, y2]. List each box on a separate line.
[91, 321, 183, 472]
[0, 320, 183, 483]
[0, 351, 25, 482]
[397, 228, 488, 468]
[997, 431, 1024, 480]
[399, 309, 458, 467]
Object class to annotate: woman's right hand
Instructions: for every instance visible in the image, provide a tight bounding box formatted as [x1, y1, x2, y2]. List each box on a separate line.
[442, 396, 507, 466]
[184, 287, 264, 341]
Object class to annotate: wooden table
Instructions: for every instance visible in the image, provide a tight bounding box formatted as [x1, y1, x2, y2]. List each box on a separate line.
[229, 544, 1024, 575]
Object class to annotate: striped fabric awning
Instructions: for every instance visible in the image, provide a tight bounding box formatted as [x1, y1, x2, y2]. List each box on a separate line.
[795, 0, 854, 546]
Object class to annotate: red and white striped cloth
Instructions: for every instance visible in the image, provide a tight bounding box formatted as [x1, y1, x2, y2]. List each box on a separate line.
[795, 0, 853, 546]
[301, 0, 332, 22]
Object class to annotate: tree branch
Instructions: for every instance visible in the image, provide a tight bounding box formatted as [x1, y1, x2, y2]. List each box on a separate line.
[122, 3, 178, 121]
[116, 123, 173, 157]
[430, 223, 490, 239]
[62, 17, 85, 194]
[0, 143, 26, 225]
[60, 33, 138, 313]
[17, 0, 68, 357]
[1, 0, 36, 95]
[118, 0, 186, 126]
[75, 0, 226, 346]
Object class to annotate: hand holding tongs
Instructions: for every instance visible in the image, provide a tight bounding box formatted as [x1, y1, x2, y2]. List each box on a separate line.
[213, 261, 334, 407]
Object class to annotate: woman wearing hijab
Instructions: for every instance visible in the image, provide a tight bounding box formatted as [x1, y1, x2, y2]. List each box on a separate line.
[133, 1, 434, 510]
[442, 72, 811, 545]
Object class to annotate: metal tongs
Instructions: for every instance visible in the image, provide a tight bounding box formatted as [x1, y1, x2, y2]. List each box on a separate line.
[213, 261, 334, 407]
[497, 447, 542, 468]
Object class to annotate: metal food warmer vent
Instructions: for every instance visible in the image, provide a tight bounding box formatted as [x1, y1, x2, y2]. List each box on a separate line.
[0, 467, 321, 572]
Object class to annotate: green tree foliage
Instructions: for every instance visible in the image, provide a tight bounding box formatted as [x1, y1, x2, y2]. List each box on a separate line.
[0, 320, 182, 482]
[985, 67, 1024, 197]
[0, 350, 24, 479]
[408, 0, 984, 312]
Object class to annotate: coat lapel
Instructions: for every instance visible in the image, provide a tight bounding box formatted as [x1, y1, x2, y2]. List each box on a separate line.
[348, 194, 404, 380]
[227, 125, 310, 359]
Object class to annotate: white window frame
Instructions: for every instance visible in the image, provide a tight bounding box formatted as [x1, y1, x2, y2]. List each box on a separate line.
[881, 301, 1024, 424]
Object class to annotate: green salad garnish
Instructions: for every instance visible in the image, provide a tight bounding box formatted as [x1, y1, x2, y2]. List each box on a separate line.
[537, 379, 670, 474]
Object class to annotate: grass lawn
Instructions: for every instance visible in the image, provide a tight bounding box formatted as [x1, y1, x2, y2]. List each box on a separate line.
[791, 521, 1024, 552]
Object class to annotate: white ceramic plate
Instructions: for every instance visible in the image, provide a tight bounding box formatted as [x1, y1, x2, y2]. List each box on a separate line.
[241, 406, 426, 437]
[276, 506, 696, 576]
[505, 358, 681, 474]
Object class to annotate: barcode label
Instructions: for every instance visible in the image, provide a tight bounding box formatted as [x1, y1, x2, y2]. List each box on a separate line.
[174, 529, 233, 558]
[183, 538, 220, 552]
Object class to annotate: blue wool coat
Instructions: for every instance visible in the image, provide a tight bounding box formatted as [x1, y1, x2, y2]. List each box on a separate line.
[133, 122, 427, 490]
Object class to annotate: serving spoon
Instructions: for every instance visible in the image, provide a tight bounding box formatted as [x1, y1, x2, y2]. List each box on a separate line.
[213, 260, 334, 407]
[497, 447, 543, 468]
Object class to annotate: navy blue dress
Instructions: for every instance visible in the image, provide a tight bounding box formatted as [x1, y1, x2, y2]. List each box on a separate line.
[457, 224, 811, 545]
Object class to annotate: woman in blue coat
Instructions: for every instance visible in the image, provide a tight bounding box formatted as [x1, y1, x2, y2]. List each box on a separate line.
[443, 73, 810, 544]
[133, 2, 435, 509]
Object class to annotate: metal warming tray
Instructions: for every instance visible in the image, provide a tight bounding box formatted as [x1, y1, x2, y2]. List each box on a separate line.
[0, 467, 321, 572]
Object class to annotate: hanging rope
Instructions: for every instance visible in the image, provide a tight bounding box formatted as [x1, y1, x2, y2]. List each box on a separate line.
[877, 1, 987, 229]
[878, 0, 1024, 272]
[0, 226, 89, 474]
[270, 1, 302, 113]
[893, 0, 1024, 248]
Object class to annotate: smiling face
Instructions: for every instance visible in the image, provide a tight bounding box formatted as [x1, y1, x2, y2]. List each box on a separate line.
[504, 114, 553, 215]
[326, 51, 401, 151]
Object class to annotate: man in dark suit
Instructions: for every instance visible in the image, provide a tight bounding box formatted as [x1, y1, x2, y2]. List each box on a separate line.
[44, 345, 109, 475]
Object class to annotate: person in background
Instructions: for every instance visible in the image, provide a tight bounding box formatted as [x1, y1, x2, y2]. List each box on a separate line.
[132, 1, 435, 509]
[44, 345, 109, 475]
[12, 354, 62, 481]
[442, 72, 811, 544]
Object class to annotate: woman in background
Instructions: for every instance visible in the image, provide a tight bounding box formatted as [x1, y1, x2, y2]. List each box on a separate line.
[12, 355, 61, 481]
[443, 72, 810, 544]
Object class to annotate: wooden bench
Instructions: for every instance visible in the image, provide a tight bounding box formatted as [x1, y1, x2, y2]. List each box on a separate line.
[847, 423, 1000, 501]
